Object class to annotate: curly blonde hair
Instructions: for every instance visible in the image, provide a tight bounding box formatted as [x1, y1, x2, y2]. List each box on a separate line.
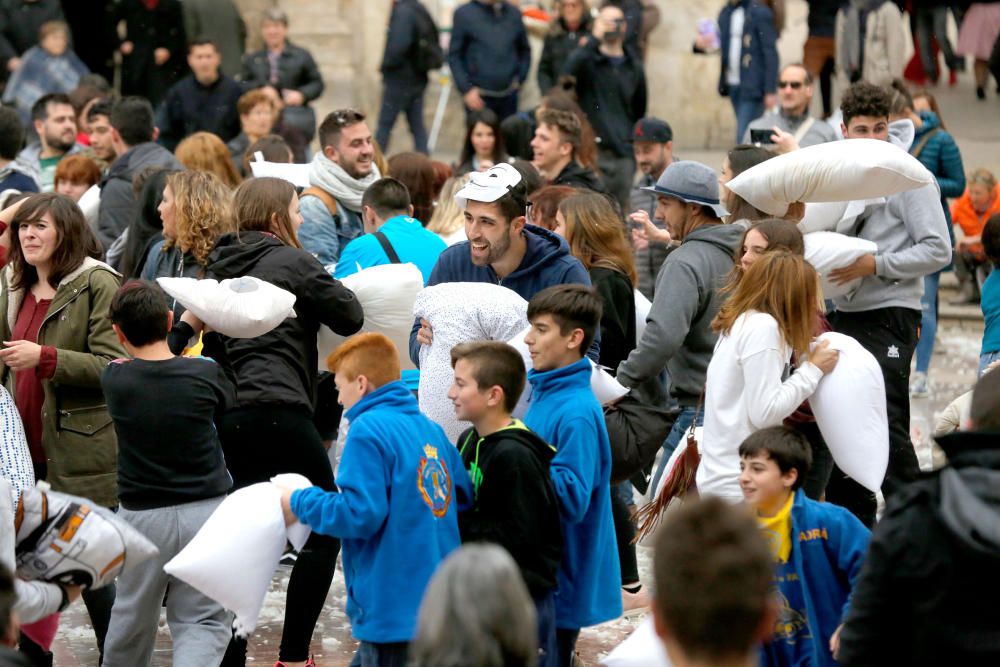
[175, 132, 242, 189]
[163, 171, 235, 266]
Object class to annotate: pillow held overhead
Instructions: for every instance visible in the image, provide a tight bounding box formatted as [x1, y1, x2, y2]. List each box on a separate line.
[727, 138, 935, 217]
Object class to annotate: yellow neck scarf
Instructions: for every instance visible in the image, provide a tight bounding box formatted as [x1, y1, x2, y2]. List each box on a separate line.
[758, 492, 794, 564]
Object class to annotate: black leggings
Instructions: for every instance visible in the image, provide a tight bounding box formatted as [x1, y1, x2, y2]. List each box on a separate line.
[610, 483, 639, 586]
[218, 406, 340, 665]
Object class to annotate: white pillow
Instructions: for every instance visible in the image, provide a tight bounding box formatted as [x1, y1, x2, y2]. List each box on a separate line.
[414, 283, 529, 441]
[317, 263, 424, 371]
[601, 617, 673, 667]
[506, 325, 629, 419]
[634, 289, 651, 342]
[77, 184, 101, 227]
[0, 386, 33, 507]
[164, 474, 312, 637]
[157, 276, 297, 339]
[15, 482, 158, 590]
[810, 332, 888, 493]
[727, 138, 934, 217]
[803, 231, 878, 298]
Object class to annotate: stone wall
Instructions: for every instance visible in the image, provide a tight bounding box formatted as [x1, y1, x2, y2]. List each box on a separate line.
[234, 0, 812, 155]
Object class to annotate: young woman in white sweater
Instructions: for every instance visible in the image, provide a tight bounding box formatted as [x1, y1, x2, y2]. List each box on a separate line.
[699, 251, 839, 501]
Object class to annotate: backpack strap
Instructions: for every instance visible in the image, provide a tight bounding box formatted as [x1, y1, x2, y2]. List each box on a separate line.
[374, 231, 402, 264]
[911, 127, 940, 160]
[301, 187, 344, 230]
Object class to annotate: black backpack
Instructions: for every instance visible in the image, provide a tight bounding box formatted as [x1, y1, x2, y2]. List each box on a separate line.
[412, 3, 444, 72]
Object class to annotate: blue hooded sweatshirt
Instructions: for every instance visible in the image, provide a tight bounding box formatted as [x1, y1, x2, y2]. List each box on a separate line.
[290, 381, 473, 643]
[762, 489, 870, 667]
[524, 357, 622, 629]
[408, 224, 597, 365]
[334, 215, 447, 284]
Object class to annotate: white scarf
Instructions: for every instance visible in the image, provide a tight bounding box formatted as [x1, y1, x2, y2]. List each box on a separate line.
[307, 152, 381, 212]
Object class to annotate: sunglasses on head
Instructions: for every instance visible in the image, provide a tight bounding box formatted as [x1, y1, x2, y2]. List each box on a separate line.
[778, 81, 804, 89]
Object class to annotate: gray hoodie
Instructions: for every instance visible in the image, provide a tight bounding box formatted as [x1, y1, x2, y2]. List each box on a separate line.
[617, 222, 744, 406]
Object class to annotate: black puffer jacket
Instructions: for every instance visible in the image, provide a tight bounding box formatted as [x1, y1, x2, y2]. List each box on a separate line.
[205, 231, 364, 411]
[553, 160, 606, 193]
[537, 14, 593, 94]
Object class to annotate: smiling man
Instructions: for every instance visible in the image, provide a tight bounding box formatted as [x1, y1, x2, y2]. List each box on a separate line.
[742, 63, 838, 152]
[15, 93, 86, 192]
[409, 162, 598, 365]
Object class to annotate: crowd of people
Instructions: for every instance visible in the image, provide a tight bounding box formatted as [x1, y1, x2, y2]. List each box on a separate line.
[0, 1, 996, 667]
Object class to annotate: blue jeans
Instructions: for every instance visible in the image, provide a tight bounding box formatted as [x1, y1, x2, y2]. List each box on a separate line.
[376, 84, 429, 154]
[980, 349, 1000, 375]
[535, 590, 558, 667]
[916, 271, 940, 374]
[649, 406, 704, 495]
[729, 85, 764, 145]
[349, 641, 409, 667]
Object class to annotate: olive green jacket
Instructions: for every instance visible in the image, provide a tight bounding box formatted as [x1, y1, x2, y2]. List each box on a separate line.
[0, 258, 124, 507]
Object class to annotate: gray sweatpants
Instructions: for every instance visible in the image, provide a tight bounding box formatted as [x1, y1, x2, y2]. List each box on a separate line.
[103, 496, 231, 667]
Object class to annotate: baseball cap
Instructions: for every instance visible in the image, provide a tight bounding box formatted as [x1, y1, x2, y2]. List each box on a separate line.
[641, 160, 729, 218]
[632, 118, 673, 144]
[454, 163, 523, 209]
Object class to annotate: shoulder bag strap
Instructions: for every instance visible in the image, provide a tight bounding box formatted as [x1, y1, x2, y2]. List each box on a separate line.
[373, 231, 402, 264]
[911, 127, 940, 160]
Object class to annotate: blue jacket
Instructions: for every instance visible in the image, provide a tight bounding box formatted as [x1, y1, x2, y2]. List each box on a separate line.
[717, 0, 779, 99]
[334, 215, 446, 284]
[298, 194, 365, 269]
[290, 381, 473, 643]
[408, 224, 597, 365]
[763, 490, 870, 667]
[911, 110, 965, 227]
[523, 358, 622, 629]
[380, 0, 429, 92]
[447, 0, 531, 94]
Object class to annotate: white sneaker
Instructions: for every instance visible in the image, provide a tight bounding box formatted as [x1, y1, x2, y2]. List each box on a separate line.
[621, 587, 650, 618]
[910, 372, 930, 398]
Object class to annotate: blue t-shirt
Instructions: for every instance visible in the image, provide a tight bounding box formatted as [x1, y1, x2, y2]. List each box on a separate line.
[982, 270, 1000, 355]
[764, 560, 814, 666]
[334, 215, 446, 284]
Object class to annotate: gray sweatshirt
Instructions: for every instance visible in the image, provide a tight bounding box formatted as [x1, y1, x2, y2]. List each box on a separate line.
[833, 180, 951, 312]
[617, 222, 744, 406]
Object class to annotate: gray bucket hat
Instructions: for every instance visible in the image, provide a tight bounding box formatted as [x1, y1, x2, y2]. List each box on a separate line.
[641, 160, 729, 218]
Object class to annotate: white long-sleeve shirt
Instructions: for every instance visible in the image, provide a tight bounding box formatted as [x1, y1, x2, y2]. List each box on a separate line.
[699, 311, 824, 501]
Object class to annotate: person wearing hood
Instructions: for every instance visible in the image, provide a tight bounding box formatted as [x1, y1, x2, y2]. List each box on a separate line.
[835, 0, 905, 87]
[97, 97, 183, 253]
[837, 367, 1000, 666]
[887, 80, 965, 399]
[181, 177, 363, 667]
[449, 341, 563, 664]
[531, 108, 605, 193]
[537, 0, 593, 94]
[298, 109, 380, 269]
[409, 162, 599, 367]
[616, 161, 744, 492]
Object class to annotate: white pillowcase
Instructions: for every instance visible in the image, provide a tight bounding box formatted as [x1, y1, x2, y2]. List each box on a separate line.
[317, 263, 425, 371]
[164, 474, 312, 637]
[634, 289, 652, 342]
[601, 617, 673, 667]
[727, 138, 934, 217]
[803, 231, 879, 298]
[157, 276, 297, 339]
[810, 332, 888, 493]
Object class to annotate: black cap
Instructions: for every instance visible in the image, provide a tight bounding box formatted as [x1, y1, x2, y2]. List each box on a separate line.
[632, 117, 673, 144]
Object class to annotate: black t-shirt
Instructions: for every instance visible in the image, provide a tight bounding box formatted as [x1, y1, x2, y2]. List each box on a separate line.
[102, 335, 235, 510]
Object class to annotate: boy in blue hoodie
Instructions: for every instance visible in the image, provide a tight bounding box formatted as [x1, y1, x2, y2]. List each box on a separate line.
[522, 284, 622, 666]
[738, 426, 870, 667]
[279, 332, 473, 667]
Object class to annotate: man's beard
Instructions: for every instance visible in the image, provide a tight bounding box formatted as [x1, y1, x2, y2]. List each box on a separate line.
[471, 228, 512, 267]
[46, 131, 75, 154]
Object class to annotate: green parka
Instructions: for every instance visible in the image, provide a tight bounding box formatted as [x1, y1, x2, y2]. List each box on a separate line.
[0, 258, 124, 507]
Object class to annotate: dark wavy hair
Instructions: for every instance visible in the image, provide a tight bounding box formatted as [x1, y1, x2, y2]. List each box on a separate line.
[459, 109, 507, 168]
[120, 168, 178, 279]
[8, 193, 102, 291]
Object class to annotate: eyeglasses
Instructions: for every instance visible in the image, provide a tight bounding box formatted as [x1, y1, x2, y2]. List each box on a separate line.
[778, 81, 804, 89]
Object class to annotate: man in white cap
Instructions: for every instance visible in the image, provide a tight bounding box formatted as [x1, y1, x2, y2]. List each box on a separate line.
[616, 160, 744, 492]
[409, 162, 598, 363]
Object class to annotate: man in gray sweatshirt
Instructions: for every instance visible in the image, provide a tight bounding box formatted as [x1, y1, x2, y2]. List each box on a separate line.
[616, 161, 743, 492]
[826, 81, 952, 525]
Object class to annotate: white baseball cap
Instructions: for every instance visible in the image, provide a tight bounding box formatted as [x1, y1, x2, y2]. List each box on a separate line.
[454, 163, 523, 209]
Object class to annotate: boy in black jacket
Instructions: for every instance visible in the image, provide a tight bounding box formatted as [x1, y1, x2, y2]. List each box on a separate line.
[448, 341, 563, 665]
[101, 281, 235, 666]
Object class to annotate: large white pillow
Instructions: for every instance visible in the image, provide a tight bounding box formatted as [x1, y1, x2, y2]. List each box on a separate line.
[601, 617, 673, 667]
[798, 199, 883, 235]
[507, 325, 629, 419]
[414, 283, 529, 441]
[15, 482, 158, 590]
[157, 276, 297, 339]
[810, 332, 888, 493]
[317, 262, 424, 371]
[164, 474, 312, 637]
[803, 231, 878, 298]
[727, 138, 934, 217]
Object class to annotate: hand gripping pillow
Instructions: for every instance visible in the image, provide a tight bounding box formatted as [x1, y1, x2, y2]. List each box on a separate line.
[507, 326, 629, 419]
[634, 289, 651, 342]
[601, 616, 673, 667]
[0, 386, 34, 506]
[726, 138, 934, 217]
[414, 283, 529, 441]
[317, 262, 424, 371]
[14, 482, 158, 589]
[157, 276, 297, 339]
[803, 231, 879, 299]
[810, 332, 888, 492]
[164, 474, 313, 637]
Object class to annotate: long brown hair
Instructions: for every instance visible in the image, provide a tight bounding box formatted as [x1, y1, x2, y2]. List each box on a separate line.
[232, 177, 302, 249]
[8, 193, 102, 291]
[163, 170, 235, 266]
[175, 132, 242, 189]
[559, 192, 637, 285]
[387, 152, 436, 225]
[712, 250, 817, 357]
[724, 218, 805, 289]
